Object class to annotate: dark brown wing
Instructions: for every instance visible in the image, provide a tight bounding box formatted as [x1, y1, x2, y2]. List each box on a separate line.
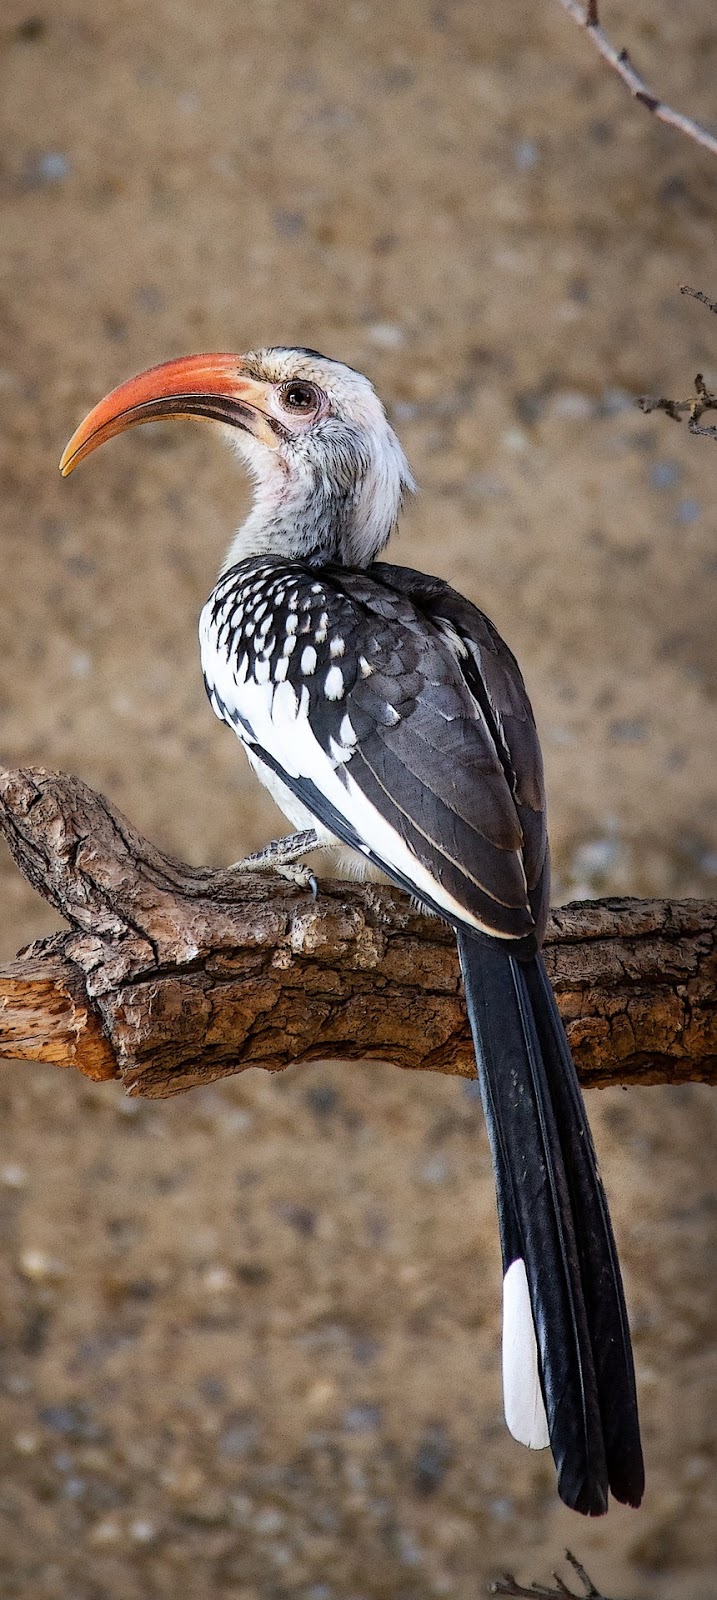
[370, 563, 550, 939]
[204, 554, 548, 945]
[331, 562, 549, 944]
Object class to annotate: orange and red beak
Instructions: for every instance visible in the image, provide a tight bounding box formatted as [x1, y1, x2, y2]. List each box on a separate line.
[59, 353, 281, 476]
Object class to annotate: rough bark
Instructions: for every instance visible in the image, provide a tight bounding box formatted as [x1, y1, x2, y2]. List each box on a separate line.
[0, 768, 715, 1100]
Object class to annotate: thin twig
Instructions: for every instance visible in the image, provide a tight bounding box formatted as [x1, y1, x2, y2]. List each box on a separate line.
[681, 284, 717, 317]
[638, 286, 717, 441]
[490, 1548, 617, 1600]
[557, 0, 717, 157]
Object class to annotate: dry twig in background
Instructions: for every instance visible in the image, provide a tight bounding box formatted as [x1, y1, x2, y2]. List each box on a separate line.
[0, 767, 715, 1097]
[490, 1547, 615, 1599]
[639, 285, 717, 440]
[557, 0, 717, 157]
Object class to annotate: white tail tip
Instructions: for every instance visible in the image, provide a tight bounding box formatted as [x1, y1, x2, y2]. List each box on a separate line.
[502, 1257, 550, 1450]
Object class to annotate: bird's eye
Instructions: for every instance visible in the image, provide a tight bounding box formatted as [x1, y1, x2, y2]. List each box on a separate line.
[278, 380, 321, 416]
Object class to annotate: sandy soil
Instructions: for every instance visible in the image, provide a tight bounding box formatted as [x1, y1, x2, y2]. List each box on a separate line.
[1, 2, 716, 1595]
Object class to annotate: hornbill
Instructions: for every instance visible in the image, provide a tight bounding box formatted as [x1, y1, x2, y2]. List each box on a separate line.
[60, 346, 644, 1516]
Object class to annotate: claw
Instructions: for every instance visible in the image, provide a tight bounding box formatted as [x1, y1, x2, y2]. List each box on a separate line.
[276, 863, 319, 896]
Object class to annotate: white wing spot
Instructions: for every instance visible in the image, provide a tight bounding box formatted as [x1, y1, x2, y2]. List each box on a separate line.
[339, 713, 357, 746]
[324, 665, 344, 701]
[301, 645, 317, 676]
[383, 703, 400, 726]
[359, 656, 373, 677]
[254, 656, 271, 685]
[285, 613, 298, 635]
[274, 655, 289, 683]
[282, 634, 297, 657]
[329, 636, 345, 659]
[311, 582, 323, 595]
[254, 601, 268, 622]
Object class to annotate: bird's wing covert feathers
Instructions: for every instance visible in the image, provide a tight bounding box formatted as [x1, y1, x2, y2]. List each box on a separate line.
[201, 557, 548, 942]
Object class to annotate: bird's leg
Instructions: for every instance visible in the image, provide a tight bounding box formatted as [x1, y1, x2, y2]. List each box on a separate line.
[228, 829, 320, 895]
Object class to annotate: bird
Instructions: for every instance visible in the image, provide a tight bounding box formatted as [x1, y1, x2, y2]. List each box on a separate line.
[60, 345, 644, 1516]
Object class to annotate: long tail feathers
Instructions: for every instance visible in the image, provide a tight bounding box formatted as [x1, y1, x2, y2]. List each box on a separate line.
[457, 929, 644, 1516]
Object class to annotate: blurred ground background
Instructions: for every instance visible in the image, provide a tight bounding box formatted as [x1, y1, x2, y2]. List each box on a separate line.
[1, 2, 717, 1596]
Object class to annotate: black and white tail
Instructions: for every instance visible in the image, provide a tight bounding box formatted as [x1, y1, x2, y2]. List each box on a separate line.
[457, 929, 644, 1516]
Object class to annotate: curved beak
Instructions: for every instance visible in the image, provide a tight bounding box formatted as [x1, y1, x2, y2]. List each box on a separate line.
[59, 352, 281, 476]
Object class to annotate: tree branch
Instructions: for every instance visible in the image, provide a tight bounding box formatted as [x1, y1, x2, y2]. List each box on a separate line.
[0, 768, 715, 1099]
[490, 1547, 614, 1600]
[639, 285, 717, 441]
[557, 0, 717, 157]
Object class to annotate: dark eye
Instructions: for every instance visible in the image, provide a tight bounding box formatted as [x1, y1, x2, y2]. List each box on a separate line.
[278, 380, 321, 415]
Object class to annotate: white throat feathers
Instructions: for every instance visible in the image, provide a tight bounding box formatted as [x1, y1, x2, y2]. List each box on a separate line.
[221, 348, 415, 572]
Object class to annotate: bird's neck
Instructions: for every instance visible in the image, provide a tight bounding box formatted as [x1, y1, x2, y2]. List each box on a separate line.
[221, 458, 396, 574]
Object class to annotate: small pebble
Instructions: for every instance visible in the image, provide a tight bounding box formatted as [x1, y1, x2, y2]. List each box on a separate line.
[610, 718, 648, 743]
[273, 209, 304, 236]
[276, 1201, 316, 1237]
[514, 139, 538, 170]
[203, 1265, 232, 1293]
[26, 151, 70, 185]
[551, 390, 593, 420]
[130, 1518, 156, 1544]
[63, 1476, 86, 1500]
[397, 1528, 424, 1566]
[3, 1373, 30, 1396]
[343, 1403, 381, 1433]
[253, 1507, 285, 1536]
[412, 1423, 453, 1496]
[19, 1249, 65, 1282]
[572, 837, 619, 875]
[489, 1496, 513, 1521]
[13, 1431, 38, 1455]
[464, 470, 506, 500]
[649, 460, 681, 489]
[501, 427, 529, 453]
[220, 1417, 258, 1458]
[366, 322, 405, 349]
[89, 1518, 121, 1547]
[306, 1083, 339, 1118]
[1, 1164, 28, 1188]
[601, 387, 633, 415]
[418, 1155, 449, 1185]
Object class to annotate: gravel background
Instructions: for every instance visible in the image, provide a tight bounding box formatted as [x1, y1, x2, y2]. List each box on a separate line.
[1, 2, 716, 1596]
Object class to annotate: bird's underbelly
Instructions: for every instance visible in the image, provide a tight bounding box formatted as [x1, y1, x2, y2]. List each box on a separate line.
[244, 746, 331, 839]
[244, 746, 387, 882]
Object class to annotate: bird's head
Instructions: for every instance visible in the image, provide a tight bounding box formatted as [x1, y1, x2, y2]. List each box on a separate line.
[60, 346, 415, 569]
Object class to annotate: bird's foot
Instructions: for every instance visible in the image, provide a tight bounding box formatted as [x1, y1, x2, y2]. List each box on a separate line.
[228, 830, 320, 897]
